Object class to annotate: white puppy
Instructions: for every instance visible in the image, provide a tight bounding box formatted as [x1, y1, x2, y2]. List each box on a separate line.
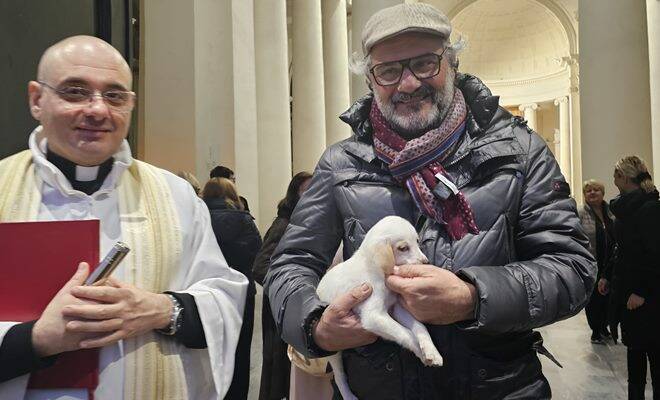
[317, 216, 443, 400]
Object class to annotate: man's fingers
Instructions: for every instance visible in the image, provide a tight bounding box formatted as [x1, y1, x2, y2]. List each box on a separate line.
[66, 318, 123, 333]
[392, 264, 432, 278]
[62, 304, 121, 320]
[332, 283, 372, 312]
[80, 331, 125, 349]
[71, 285, 121, 302]
[66, 262, 90, 288]
[385, 275, 409, 294]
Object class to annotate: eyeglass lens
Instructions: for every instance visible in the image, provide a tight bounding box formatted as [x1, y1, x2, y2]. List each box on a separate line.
[372, 53, 442, 86]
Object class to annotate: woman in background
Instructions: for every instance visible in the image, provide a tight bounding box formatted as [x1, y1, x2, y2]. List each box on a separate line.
[203, 177, 262, 400]
[602, 156, 660, 399]
[578, 179, 615, 344]
[253, 172, 312, 400]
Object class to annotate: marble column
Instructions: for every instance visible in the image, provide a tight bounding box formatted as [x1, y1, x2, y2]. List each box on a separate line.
[578, 0, 652, 201]
[322, 0, 351, 146]
[141, 0, 260, 222]
[518, 103, 539, 132]
[255, 0, 292, 231]
[555, 96, 571, 184]
[647, 0, 660, 182]
[291, 0, 327, 173]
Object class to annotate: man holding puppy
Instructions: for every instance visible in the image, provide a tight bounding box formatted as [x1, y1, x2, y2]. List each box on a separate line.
[265, 4, 595, 399]
[0, 36, 247, 399]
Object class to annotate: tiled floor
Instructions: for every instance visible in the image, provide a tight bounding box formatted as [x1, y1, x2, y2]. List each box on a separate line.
[248, 287, 654, 399]
[539, 312, 653, 399]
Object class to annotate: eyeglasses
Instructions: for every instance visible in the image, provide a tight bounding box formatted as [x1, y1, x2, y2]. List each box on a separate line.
[38, 81, 135, 113]
[369, 49, 447, 87]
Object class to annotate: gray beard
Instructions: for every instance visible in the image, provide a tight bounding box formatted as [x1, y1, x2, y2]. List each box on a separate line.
[374, 70, 456, 139]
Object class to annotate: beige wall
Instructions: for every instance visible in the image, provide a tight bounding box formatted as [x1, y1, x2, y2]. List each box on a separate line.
[578, 0, 653, 200]
[141, 0, 261, 223]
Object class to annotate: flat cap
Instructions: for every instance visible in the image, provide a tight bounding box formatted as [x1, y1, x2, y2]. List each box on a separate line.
[362, 3, 451, 55]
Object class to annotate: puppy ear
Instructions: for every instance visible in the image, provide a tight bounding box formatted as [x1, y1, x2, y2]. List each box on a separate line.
[372, 242, 395, 274]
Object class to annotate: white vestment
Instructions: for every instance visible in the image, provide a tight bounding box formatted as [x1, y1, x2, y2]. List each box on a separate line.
[0, 129, 248, 400]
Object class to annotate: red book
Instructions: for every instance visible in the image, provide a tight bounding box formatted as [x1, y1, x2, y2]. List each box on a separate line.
[0, 220, 100, 393]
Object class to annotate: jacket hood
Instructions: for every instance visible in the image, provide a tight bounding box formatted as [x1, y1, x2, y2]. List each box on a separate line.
[610, 189, 659, 219]
[339, 73, 501, 142]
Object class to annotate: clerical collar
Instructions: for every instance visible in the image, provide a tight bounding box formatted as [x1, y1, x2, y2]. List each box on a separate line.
[46, 150, 114, 195]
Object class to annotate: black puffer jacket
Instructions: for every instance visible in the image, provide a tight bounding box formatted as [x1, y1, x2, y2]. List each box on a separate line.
[608, 189, 660, 348]
[265, 74, 596, 400]
[205, 198, 262, 289]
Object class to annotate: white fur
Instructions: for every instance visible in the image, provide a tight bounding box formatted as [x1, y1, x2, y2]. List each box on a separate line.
[317, 216, 443, 400]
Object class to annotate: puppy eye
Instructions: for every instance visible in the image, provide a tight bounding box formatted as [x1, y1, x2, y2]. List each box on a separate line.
[397, 244, 409, 252]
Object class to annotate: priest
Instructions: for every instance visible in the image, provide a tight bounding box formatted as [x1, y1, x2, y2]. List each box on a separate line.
[0, 35, 248, 400]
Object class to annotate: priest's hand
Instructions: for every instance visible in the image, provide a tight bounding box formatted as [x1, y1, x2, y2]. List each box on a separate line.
[386, 264, 477, 325]
[32, 262, 99, 357]
[312, 283, 378, 352]
[63, 278, 172, 348]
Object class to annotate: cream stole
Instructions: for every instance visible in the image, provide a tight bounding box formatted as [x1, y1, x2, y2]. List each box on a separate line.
[0, 150, 188, 400]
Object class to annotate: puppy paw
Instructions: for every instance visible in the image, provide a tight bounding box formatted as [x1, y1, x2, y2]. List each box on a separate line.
[419, 341, 443, 367]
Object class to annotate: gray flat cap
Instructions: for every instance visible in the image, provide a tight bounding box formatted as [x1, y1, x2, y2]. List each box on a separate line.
[362, 3, 451, 55]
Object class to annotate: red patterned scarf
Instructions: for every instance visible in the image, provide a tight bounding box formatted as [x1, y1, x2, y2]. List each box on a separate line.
[371, 89, 479, 240]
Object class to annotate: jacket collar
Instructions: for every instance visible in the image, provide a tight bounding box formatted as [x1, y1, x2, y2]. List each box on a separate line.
[610, 189, 659, 218]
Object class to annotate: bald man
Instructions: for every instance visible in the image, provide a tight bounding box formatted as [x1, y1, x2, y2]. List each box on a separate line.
[0, 36, 248, 400]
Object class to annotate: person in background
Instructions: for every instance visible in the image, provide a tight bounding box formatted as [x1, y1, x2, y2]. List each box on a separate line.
[210, 165, 250, 211]
[578, 179, 616, 344]
[252, 171, 312, 400]
[202, 177, 262, 400]
[601, 156, 660, 399]
[177, 171, 201, 196]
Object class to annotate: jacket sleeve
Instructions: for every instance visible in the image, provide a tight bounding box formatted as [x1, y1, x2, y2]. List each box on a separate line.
[252, 219, 288, 286]
[457, 131, 597, 334]
[264, 149, 343, 357]
[628, 204, 660, 298]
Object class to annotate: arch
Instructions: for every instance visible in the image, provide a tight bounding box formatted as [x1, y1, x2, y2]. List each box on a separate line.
[447, 0, 577, 55]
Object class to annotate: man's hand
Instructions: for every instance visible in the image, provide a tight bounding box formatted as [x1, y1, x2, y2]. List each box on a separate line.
[597, 278, 609, 295]
[32, 263, 98, 357]
[627, 293, 645, 310]
[62, 278, 172, 349]
[312, 283, 378, 352]
[386, 264, 477, 325]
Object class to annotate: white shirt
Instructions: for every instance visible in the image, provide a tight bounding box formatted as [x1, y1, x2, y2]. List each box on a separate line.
[0, 130, 248, 400]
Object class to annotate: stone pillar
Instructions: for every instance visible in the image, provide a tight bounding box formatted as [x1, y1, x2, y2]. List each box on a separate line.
[141, 0, 260, 222]
[350, 0, 404, 101]
[554, 96, 571, 183]
[579, 0, 652, 199]
[568, 57, 583, 205]
[647, 0, 660, 182]
[322, 0, 352, 146]
[518, 103, 539, 132]
[255, 0, 292, 231]
[554, 129, 561, 158]
[291, 0, 326, 173]
[230, 0, 260, 223]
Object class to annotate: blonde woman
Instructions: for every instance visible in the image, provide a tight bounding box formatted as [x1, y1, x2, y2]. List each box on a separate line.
[603, 156, 659, 399]
[578, 180, 616, 344]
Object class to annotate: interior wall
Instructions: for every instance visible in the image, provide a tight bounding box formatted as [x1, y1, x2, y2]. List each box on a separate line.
[579, 0, 653, 200]
[0, 1, 94, 159]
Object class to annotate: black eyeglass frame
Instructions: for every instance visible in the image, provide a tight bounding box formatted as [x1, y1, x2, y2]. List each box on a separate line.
[37, 80, 136, 111]
[369, 48, 448, 87]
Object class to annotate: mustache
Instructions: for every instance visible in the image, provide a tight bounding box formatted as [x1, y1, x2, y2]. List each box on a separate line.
[391, 84, 436, 103]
